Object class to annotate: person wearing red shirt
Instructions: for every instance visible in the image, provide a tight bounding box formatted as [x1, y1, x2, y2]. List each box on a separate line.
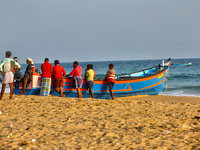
[39, 58, 53, 97]
[52, 60, 66, 97]
[66, 61, 83, 98]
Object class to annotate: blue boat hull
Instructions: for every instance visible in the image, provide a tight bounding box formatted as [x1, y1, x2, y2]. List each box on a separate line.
[13, 61, 171, 99]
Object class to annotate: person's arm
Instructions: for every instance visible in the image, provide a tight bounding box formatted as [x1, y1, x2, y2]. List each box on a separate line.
[13, 68, 19, 74]
[65, 67, 76, 78]
[105, 73, 109, 79]
[68, 68, 76, 76]
[41, 64, 43, 73]
[0, 61, 4, 76]
[105, 70, 109, 79]
[51, 67, 54, 78]
[85, 68, 88, 80]
[0, 71, 5, 76]
[50, 64, 53, 74]
[86, 70, 89, 80]
[13, 63, 21, 73]
[52, 67, 54, 75]
[62, 68, 66, 77]
[13, 62, 21, 73]
[12, 63, 21, 73]
[93, 70, 95, 78]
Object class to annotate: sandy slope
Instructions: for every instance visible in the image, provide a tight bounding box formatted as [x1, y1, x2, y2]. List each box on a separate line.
[0, 94, 200, 150]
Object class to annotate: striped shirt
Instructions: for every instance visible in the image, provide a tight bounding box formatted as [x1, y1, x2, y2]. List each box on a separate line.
[0, 58, 21, 72]
[107, 69, 115, 82]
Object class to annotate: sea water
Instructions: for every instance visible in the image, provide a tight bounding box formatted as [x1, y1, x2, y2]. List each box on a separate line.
[0, 58, 200, 97]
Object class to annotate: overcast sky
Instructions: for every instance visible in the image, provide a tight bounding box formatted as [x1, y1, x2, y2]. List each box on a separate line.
[0, 0, 200, 63]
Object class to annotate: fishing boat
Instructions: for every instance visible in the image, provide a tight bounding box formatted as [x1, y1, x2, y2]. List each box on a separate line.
[172, 62, 192, 66]
[13, 61, 171, 99]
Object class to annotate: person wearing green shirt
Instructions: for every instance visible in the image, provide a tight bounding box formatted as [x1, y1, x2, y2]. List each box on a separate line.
[0, 51, 21, 100]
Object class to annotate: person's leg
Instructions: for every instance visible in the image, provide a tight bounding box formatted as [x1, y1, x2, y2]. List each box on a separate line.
[60, 78, 65, 97]
[108, 82, 114, 100]
[19, 81, 25, 95]
[89, 88, 94, 98]
[21, 78, 28, 95]
[59, 86, 65, 97]
[54, 87, 60, 94]
[9, 83, 13, 99]
[109, 89, 114, 100]
[89, 88, 91, 98]
[0, 84, 6, 100]
[76, 89, 79, 98]
[47, 78, 51, 97]
[54, 78, 60, 95]
[77, 88, 82, 98]
[54, 83, 64, 97]
[39, 78, 44, 96]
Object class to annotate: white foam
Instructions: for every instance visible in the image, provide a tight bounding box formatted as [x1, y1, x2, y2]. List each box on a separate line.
[160, 91, 200, 97]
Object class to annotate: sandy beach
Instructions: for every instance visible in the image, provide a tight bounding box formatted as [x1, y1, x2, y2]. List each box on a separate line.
[1, 94, 200, 150]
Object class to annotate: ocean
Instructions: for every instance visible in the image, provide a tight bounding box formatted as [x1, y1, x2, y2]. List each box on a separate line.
[1, 58, 200, 97]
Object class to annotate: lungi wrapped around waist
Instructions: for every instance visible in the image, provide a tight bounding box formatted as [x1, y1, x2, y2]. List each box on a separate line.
[70, 76, 83, 89]
[39, 77, 51, 97]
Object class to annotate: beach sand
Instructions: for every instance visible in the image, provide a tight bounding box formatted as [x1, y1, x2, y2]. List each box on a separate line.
[0, 94, 200, 150]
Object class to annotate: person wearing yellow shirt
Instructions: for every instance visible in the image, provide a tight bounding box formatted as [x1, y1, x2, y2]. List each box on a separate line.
[85, 64, 94, 98]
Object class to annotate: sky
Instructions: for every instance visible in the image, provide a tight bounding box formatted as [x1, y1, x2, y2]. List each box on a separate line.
[0, 0, 200, 63]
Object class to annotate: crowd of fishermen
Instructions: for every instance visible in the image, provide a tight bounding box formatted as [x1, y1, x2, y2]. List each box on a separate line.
[0, 51, 116, 100]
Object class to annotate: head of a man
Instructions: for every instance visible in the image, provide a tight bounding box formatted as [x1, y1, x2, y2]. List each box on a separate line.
[54, 60, 59, 66]
[45, 58, 49, 62]
[109, 63, 114, 69]
[90, 64, 93, 69]
[26, 59, 30, 64]
[13, 57, 18, 62]
[5, 51, 12, 58]
[73, 61, 78, 68]
[87, 64, 90, 70]
[26, 57, 34, 64]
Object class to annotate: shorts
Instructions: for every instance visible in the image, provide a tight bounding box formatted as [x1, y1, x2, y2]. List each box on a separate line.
[2, 72, 14, 84]
[54, 77, 64, 88]
[86, 81, 94, 90]
[70, 76, 83, 89]
[24, 72, 30, 79]
[108, 82, 115, 90]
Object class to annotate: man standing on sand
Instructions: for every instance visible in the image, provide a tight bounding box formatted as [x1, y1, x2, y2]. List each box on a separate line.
[105, 63, 115, 100]
[65, 61, 83, 98]
[19, 57, 34, 95]
[52, 60, 66, 97]
[85, 64, 94, 98]
[40, 58, 53, 97]
[0, 51, 21, 100]
[13, 57, 20, 72]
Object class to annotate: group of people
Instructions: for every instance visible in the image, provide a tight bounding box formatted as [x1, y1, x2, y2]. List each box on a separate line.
[0, 51, 116, 100]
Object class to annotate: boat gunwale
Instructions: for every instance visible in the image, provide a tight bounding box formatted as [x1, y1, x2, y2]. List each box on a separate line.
[94, 61, 171, 81]
[31, 61, 171, 82]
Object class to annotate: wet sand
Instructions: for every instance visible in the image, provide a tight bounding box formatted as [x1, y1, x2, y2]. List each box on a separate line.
[0, 94, 200, 150]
